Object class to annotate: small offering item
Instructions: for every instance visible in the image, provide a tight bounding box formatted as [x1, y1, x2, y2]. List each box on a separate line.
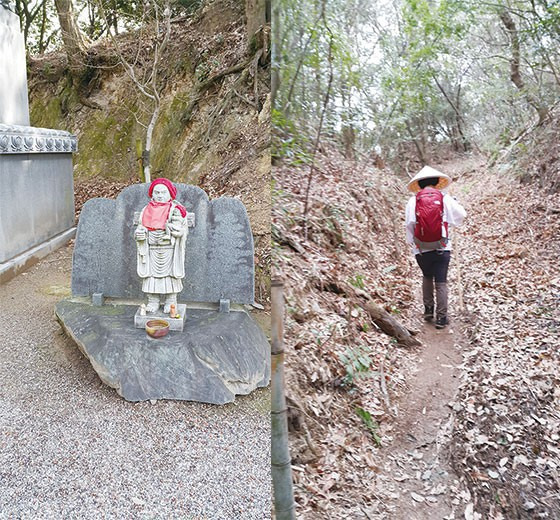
[169, 304, 177, 318]
[145, 319, 170, 338]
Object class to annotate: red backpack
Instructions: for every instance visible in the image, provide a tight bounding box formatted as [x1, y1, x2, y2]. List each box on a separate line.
[414, 187, 448, 251]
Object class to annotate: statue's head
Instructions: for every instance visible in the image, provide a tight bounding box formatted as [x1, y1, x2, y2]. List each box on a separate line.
[148, 178, 176, 203]
[152, 184, 171, 203]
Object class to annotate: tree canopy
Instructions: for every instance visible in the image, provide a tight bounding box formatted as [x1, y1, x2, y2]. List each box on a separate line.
[274, 0, 560, 168]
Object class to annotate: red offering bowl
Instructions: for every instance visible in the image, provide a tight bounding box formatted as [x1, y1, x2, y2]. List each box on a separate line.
[145, 319, 170, 338]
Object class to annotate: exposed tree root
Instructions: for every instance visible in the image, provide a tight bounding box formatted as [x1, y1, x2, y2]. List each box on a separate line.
[181, 47, 266, 128]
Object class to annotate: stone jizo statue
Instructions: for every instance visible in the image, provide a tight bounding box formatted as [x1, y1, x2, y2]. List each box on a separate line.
[134, 178, 188, 314]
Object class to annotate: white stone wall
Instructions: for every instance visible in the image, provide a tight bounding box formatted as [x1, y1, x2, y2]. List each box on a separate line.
[0, 153, 75, 263]
[0, 8, 30, 125]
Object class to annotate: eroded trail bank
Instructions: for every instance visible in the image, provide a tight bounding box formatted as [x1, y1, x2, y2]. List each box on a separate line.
[274, 152, 559, 518]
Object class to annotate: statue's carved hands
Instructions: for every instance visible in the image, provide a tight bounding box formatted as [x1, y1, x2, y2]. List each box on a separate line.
[135, 225, 148, 241]
[168, 218, 187, 237]
[169, 224, 186, 238]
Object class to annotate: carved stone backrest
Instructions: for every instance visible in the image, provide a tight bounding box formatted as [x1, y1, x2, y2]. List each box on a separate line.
[71, 184, 255, 305]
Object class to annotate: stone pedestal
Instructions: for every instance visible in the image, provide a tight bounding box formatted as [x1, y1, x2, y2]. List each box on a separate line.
[134, 304, 187, 332]
[55, 300, 270, 404]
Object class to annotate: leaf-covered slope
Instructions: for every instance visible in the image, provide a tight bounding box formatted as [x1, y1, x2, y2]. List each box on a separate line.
[273, 149, 424, 514]
[449, 166, 560, 518]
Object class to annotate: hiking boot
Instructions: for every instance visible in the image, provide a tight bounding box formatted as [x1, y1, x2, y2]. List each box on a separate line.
[435, 316, 448, 329]
[423, 305, 434, 322]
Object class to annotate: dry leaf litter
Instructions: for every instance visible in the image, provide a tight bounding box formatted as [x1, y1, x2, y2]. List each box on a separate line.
[273, 149, 559, 519]
[273, 150, 423, 516]
[449, 167, 560, 519]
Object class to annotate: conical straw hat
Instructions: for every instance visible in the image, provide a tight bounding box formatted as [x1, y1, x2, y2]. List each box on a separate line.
[407, 165, 451, 193]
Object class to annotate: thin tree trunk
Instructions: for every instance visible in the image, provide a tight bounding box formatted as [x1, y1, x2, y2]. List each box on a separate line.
[499, 9, 548, 124]
[432, 75, 471, 152]
[284, 27, 316, 117]
[143, 102, 160, 183]
[302, 19, 334, 241]
[341, 81, 355, 159]
[405, 120, 426, 165]
[271, 1, 280, 108]
[541, 49, 560, 87]
[54, 0, 88, 76]
[454, 83, 469, 151]
[271, 280, 296, 519]
[38, 0, 47, 52]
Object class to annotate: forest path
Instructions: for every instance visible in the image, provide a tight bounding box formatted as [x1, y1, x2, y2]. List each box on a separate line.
[367, 156, 484, 519]
[371, 323, 464, 519]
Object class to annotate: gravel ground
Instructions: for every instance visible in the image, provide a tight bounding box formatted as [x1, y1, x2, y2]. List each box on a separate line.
[0, 245, 271, 519]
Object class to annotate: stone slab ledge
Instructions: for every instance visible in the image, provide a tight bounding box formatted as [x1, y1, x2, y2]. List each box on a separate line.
[55, 300, 271, 404]
[0, 227, 76, 284]
[0, 123, 78, 154]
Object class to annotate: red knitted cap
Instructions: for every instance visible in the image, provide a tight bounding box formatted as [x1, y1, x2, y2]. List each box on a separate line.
[148, 178, 177, 199]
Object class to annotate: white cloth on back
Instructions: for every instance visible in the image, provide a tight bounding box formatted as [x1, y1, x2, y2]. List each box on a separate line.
[405, 192, 466, 255]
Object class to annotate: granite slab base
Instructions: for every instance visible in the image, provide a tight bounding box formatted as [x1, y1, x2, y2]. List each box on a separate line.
[134, 304, 187, 332]
[55, 300, 270, 404]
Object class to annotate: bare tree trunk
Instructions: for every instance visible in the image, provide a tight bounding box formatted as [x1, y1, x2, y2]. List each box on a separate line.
[16, 0, 47, 51]
[102, 0, 171, 183]
[499, 9, 548, 124]
[245, 0, 266, 47]
[324, 280, 421, 347]
[302, 19, 334, 241]
[341, 81, 355, 159]
[454, 83, 470, 151]
[143, 102, 161, 183]
[38, 0, 47, 52]
[406, 120, 427, 165]
[432, 75, 471, 152]
[284, 28, 315, 118]
[271, 1, 280, 108]
[358, 300, 421, 347]
[54, 0, 88, 76]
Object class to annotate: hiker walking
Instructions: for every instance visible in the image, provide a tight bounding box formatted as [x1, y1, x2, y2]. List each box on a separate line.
[405, 166, 466, 329]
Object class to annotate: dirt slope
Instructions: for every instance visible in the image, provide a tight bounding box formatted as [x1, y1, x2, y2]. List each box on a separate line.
[27, 0, 271, 302]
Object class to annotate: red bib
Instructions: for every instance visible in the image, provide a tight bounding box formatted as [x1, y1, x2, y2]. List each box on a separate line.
[142, 201, 172, 230]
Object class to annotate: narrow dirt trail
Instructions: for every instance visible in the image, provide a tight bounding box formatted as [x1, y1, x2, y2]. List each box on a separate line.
[367, 157, 485, 519]
[373, 326, 464, 519]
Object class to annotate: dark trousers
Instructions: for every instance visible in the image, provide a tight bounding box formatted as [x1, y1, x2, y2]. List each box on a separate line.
[415, 251, 451, 319]
[415, 250, 451, 282]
